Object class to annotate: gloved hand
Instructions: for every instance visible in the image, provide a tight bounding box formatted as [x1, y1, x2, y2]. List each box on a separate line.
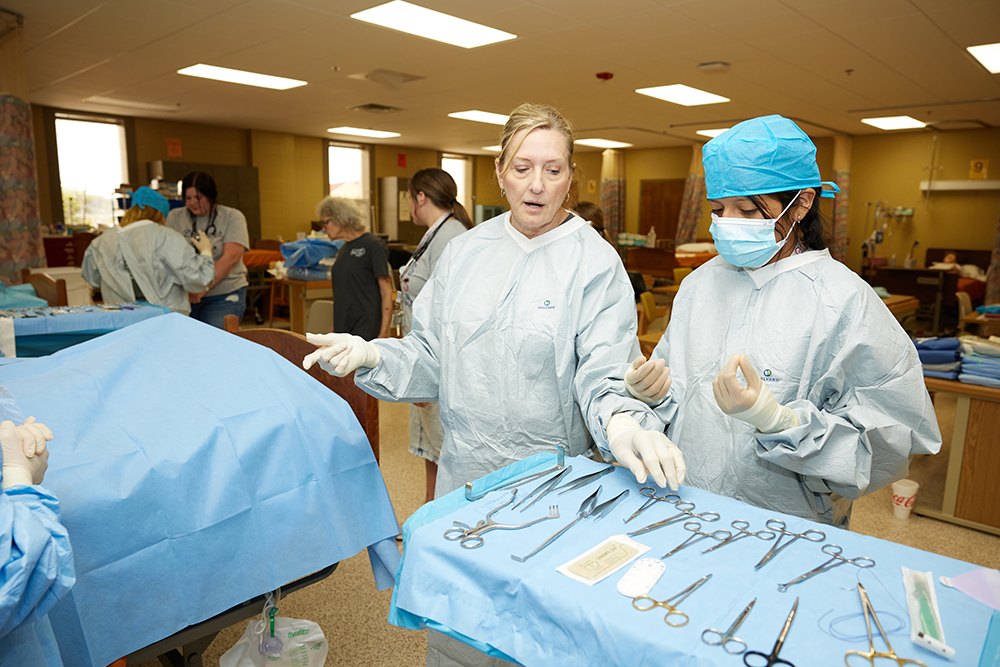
[1, 418, 51, 489]
[712, 353, 799, 433]
[606, 414, 685, 490]
[303, 332, 381, 377]
[192, 231, 213, 256]
[625, 356, 672, 404]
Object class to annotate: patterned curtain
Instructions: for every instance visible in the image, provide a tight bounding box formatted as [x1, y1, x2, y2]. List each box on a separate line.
[0, 95, 44, 286]
[600, 148, 626, 247]
[830, 170, 850, 262]
[675, 143, 705, 245]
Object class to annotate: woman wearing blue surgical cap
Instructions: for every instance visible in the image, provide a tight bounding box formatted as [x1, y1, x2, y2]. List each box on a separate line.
[82, 186, 216, 314]
[625, 115, 941, 527]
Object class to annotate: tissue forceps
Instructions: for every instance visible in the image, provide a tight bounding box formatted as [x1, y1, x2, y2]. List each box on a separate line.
[702, 598, 755, 654]
[662, 521, 732, 559]
[744, 597, 798, 667]
[777, 544, 875, 592]
[511, 487, 629, 562]
[623, 486, 682, 523]
[626, 501, 720, 537]
[513, 466, 572, 511]
[443, 490, 560, 549]
[754, 519, 825, 569]
[845, 583, 927, 667]
[553, 464, 615, 495]
[702, 520, 776, 554]
[463, 445, 565, 501]
[632, 574, 712, 627]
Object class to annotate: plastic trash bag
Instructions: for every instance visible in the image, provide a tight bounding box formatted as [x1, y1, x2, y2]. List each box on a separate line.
[280, 239, 343, 268]
[219, 616, 328, 667]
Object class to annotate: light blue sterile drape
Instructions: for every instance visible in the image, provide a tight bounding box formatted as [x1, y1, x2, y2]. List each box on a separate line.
[0, 314, 400, 667]
[391, 455, 991, 667]
[8, 303, 169, 357]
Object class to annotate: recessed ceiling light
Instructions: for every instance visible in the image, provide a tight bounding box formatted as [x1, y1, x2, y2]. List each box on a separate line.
[861, 116, 927, 131]
[967, 42, 1000, 74]
[327, 127, 401, 138]
[352, 1, 516, 49]
[177, 64, 306, 90]
[84, 96, 179, 112]
[696, 128, 730, 138]
[449, 110, 509, 125]
[482, 145, 501, 152]
[576, 139, 633, 149]
[635, 84, 729, 106]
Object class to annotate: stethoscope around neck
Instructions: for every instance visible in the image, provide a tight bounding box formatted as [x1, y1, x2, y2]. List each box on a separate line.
[189, 206, 218, 237]
[401, 212, 453, 281]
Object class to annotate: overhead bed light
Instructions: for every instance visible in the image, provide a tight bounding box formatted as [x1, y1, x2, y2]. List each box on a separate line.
[177, 64, 306, 90]
[636, 84, 729, 106]
[352, 1, 516, 49]
[861, 116, 926, 130]
[448, 110, 509, 125]
[576, 139, 633, 149]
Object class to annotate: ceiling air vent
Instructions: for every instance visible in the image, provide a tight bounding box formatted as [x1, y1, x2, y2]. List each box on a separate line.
[348, 68, 424, 90]
[350, 103, 405, 114]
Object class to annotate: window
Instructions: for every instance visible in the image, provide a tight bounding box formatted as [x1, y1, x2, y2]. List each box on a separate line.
[441, 155, 472, 212]
[328, 143, 371, 227]
[55, 116, 127, 228]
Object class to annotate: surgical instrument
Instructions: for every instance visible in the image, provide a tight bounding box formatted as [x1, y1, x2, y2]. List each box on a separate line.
[513, 466, 573, 511]
[777, 544, 875, 592]
[846, 583, 928, 667]
[702, 519, 776, 554]
[754, 519, 825, 569]
[626, 501, 720, 537]
[632, 574, 712, 627]
[463, 444, 565, 501]
[444, 491, 560, 549]
[511, 487, 628, 562]
[623, 486, 681, 523]
[702, 598, 755, 654]
[744, 597, 798, 667]
[554, 464, 616, 495]
[662, 521, 732, 559]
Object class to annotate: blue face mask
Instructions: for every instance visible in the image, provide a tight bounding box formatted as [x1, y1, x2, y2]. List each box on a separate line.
[709, 194, 800, 268]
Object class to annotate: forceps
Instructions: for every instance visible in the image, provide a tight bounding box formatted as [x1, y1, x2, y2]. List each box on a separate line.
[511, 487, 629, 562]
[553, 464, 615, 495]
[513, 466, 573, 511]
[702, 520, 776, 554]
[702, 598, 755, 654]
[632, 574, 712, 627]
[662, 521, 732, 559]
[845, 583, 928, 667]
[463, 445, 565, 501]
[744, 597, 798, 667]
[623, 486, 681, 523]
[754, 519, 825, 569]
[443, 490, 560, 549]
[626, 501, 720, 537]
[778, 544, 875, 592]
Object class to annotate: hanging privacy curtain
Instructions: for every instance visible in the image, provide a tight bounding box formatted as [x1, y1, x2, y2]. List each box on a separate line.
[675, 143, 705, 245]
[600, 148, 625, 246]
[829, 136, 851, 263]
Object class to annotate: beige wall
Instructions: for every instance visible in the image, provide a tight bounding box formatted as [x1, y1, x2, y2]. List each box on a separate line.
[573, 150, 603, 205]
[249, 131, 326, 241]
[474, 155, 504, 209]
[133, 117, 251, 183]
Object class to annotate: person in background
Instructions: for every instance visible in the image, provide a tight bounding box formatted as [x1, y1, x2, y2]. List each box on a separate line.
[401, 168, 472, 503]
[0, 407, 74, 667]
[166, 172, 249, 328]
[81, 187, 215, 314]
[317, 197, 392, 340]
[625, 114, 941, 527]
[572, 200, 609, 242]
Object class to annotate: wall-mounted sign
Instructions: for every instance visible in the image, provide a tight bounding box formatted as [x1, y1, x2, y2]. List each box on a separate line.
[398, 152, 407, 168]
[166, 138, 183, 158]
[970, 159, 988, 180]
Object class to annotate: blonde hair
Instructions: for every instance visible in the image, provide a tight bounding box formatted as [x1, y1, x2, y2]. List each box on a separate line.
[121, 205, 165, 227]
[496, 103, 575, 178]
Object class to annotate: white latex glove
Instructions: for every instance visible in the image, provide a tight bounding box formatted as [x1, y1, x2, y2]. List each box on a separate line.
[712, 353, 799, 433]
[303, 332, 381, 377]
[625, 356, 672, 404]
[192, 231, 213, 256]
[2, 419, 49, 488]
[606, 414, 686, 490]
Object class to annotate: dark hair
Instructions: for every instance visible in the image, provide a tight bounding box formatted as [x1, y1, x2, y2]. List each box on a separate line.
[747, 188, 826, 251]
[409, 168, 473, 230]
[572, 201, 605, 230]
[182, 171, 218, 207]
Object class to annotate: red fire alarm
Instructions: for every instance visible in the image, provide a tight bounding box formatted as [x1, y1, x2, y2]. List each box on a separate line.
[398, 153, 407, 168]
[596, 72, 614, 82]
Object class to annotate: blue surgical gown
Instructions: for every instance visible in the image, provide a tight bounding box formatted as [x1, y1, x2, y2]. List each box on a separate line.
[644, 250, 942, 525]
[356, 213, 658, 496]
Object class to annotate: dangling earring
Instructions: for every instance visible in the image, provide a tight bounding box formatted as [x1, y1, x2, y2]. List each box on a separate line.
[565, 192, 570, 202]
[500, 187, 505, 197]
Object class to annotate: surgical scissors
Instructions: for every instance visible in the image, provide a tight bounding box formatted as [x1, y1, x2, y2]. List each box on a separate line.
[443, 490, 560, 549]
[744, 597, 798, 667]
[512, 486, 627, 562]
[623, 486, 681, 523]
[845, 583, 927, 667]
[627, 501, 720, 537]
[778, 544, 875, 592]
[702, 520, 776, 554]
[513, 466, 573, 511]
[754, 519, 825, 569]
[632, 574, 712, 627]
[662, 521, 732, 559]
[702, 598, 755, 654]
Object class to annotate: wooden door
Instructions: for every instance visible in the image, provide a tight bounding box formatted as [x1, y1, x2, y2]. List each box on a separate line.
[639, 179, 685, 241]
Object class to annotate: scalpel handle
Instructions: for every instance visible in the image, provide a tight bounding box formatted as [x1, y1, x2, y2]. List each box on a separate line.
[511, 516, 581, 563]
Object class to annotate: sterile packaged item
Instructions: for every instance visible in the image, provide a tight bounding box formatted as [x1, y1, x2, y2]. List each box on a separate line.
[220, 615, 328, 667]
[556, 534, 650, 586]
[616, 557, 666, 598]
[902, 566, 955, 660]
[940, 567, 1000, 611]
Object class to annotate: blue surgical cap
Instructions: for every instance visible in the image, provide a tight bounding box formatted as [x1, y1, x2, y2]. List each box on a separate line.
[703, 115, 836, 200]
[130, 186, 171, 218]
